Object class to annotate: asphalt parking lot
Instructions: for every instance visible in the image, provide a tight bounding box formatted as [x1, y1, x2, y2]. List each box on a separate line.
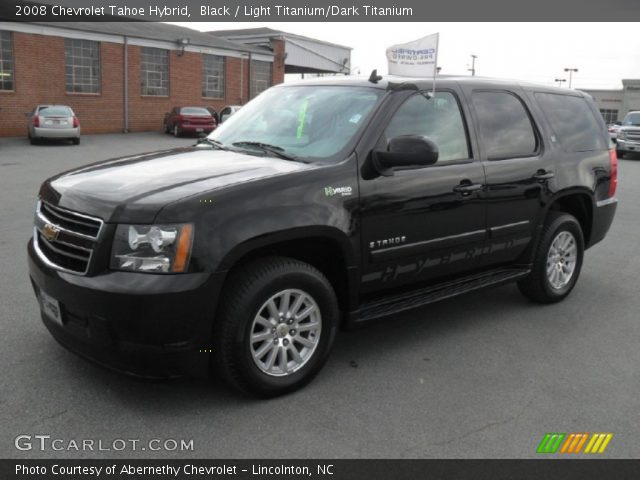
[1, 133, 639, 459]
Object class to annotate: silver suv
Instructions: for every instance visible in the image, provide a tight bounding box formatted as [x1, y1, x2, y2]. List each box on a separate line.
[616, 111, 640, 158]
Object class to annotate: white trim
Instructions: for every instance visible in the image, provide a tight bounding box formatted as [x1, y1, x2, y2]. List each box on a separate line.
[596, 197, 617, 208]
[0, 22, 274, 62]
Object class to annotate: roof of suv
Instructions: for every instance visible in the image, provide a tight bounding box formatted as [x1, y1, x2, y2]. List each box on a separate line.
[278, 74, 586, 96]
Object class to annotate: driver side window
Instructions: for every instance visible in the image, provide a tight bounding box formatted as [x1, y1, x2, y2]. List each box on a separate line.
[384, 92, 470, 163]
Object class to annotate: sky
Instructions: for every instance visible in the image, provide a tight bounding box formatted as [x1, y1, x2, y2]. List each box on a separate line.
[171, 22, 640, 90]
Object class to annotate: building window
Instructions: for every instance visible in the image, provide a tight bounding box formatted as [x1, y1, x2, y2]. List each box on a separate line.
[251, 60, 272, 98]
[599, 109, 619, 124]
[0, 30, 14, 91]
[202, 54, 224, 98]
[64, 38, 100, 94]
[140, 47, 169, 96]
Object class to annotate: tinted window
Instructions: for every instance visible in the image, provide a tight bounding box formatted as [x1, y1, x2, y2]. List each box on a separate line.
[180, 107, 210, 116]
[384, 92, 470, 163]
[536, 93, 607, 152]
[472, 91, 537, 159]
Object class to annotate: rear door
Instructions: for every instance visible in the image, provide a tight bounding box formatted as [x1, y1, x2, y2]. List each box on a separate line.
[463, 87, 552, 267]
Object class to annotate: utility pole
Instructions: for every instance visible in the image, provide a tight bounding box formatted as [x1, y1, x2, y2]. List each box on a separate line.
[468, 54, 477, 76]
[564, 67, 578, 88]
[555, 78, 567, 87]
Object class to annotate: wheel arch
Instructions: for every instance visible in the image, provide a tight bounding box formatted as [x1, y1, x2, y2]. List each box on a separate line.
[545, 188, 594, 246]
[215, 227, 359, 317]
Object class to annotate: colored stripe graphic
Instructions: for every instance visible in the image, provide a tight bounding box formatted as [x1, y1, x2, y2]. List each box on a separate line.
[584, 433, 613, 454]
[537, 433, 613, 454]
[560, 433, 589, 453]
[537, 433, 566, 453]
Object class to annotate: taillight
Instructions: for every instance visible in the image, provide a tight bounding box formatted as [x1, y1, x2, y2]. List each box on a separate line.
[72, 116, 79, 128]
[608, 148, 618, 198]
[33, 115, 40, 127]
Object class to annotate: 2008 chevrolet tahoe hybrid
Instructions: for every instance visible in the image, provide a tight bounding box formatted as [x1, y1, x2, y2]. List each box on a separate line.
[28, 75, 618, 397]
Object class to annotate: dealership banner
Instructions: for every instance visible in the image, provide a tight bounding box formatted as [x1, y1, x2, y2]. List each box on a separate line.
[386, 33, 438, 78]
[4, 459, 640, 479]
[1, 0, 640, 21]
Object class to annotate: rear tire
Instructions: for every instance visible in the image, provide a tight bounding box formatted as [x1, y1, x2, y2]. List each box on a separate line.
[29, 135, 37, 145]
[212, 256, 339, 397]
[518, 211, 584, 304]
[72, 138, 80, 145]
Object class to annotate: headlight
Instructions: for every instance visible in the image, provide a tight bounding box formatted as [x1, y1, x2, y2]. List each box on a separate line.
[110, 224, 194, 273]
[617, 130, 626, 140]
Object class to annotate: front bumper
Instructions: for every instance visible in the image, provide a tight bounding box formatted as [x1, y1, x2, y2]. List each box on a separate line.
[615, 139, 640, 153]
[28, 239, 222, 379]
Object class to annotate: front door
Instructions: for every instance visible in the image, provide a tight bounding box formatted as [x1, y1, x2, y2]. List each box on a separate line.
[359, 89, 487, 294]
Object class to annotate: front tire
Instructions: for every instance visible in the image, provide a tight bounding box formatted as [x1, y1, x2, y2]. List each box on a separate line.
[212, 257, 339, 397]
[173, 125, 180, 137]
[518, 212, 584, 304]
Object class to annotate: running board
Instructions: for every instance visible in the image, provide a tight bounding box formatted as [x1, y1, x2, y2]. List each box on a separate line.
[352, 267, 531, 325]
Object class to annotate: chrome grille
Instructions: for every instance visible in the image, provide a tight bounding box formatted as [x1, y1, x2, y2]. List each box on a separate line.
[33, 201, 104, 275]
[626, 130, 640, 141]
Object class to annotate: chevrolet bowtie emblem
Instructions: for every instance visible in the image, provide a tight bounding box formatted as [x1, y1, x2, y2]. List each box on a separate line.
[42, 223, 60, 242]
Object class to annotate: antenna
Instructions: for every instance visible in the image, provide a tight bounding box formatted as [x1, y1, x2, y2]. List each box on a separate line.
[368, 69, 382, 84]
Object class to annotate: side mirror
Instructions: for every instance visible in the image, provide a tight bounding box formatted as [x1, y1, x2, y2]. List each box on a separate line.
[373, 135, 439, 176]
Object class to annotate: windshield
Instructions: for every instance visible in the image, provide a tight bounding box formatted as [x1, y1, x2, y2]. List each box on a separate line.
[209, 85, 383, 162]
[623, 112, 640, 126]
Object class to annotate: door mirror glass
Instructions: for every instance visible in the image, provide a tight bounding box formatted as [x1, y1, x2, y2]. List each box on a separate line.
[374, 135, 439, 176]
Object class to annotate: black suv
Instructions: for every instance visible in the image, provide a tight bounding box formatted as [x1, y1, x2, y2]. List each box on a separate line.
[28, 75, 618, 397]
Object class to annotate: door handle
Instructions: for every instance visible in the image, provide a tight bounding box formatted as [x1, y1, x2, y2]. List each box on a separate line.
[533, 170, 555, 181]
[453, 182, 483, 195]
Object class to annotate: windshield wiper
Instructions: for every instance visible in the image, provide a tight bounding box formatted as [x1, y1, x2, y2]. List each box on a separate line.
[197, 138, 231, 150]
[231, 141, 306, 162]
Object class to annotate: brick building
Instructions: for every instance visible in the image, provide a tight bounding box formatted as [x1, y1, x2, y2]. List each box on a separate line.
[581, 79, 640, 124]
[0, 21, 286, 137]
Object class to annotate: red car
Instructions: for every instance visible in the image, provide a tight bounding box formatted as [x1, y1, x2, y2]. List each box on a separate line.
[163, 107, 216, 137]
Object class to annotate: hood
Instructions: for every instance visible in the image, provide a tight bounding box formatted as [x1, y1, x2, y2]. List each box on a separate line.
[41, 146, 313, 223]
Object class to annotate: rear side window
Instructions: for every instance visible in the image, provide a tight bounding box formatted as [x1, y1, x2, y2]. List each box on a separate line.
[472, 91, 537, 159]
[535, 93, 607, 152]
